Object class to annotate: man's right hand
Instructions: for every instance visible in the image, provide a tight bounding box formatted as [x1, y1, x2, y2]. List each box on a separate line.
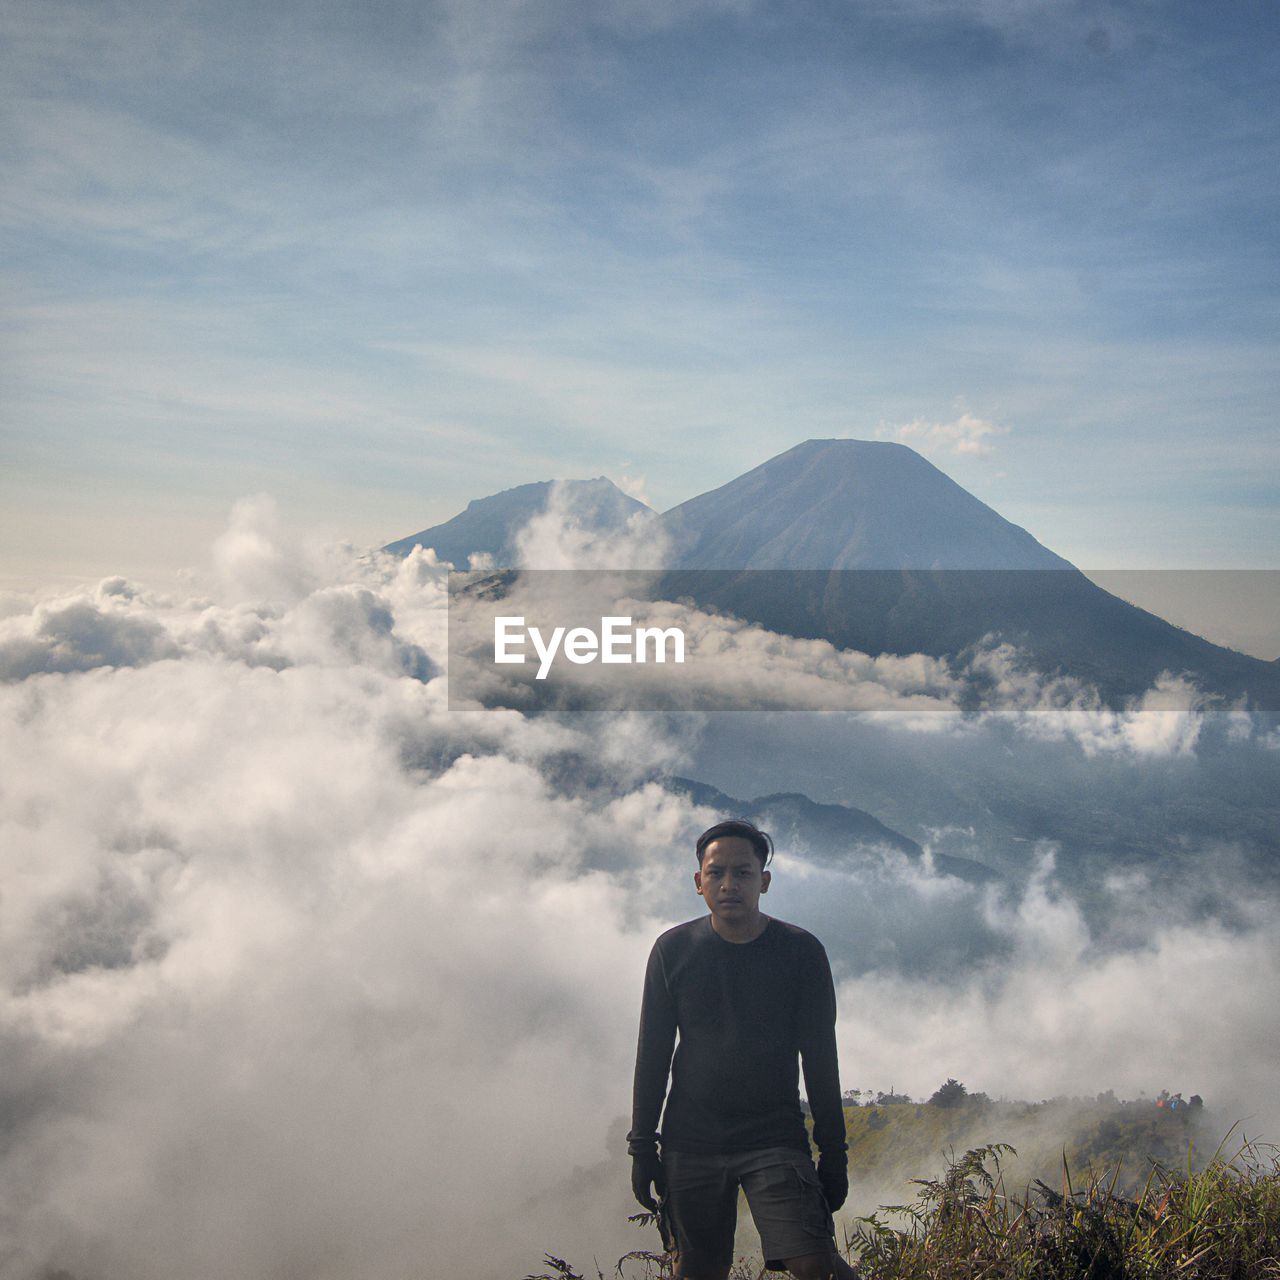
[817, 1150, 849, 1213]
[630, 1147, 666, 1212]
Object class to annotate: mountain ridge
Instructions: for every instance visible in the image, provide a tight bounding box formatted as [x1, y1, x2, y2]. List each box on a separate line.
[664, 775, 999, 883]
[383, 476, 651, 566]
[386, 438, 1280, 709]
[662, 439, 1073, 570]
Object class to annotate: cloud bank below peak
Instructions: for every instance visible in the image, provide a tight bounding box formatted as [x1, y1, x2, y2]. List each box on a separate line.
[1, 500, 1278, 1278]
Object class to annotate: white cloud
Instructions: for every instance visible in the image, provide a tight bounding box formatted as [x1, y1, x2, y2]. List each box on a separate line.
[450, 572, 1238, 757]
[613, 470, 654, 507]
[836, 850, 1280, 1121]
[2, 503, 1276, 1278]
[0, 521, 684, 1278]
[512, 479, 670, 571]
[966, 644, 1212, 757]
[876, 411, 1011, 458]
[0, 594, 179, 680]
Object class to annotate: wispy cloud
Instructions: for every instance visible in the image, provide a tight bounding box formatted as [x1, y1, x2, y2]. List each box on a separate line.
[876, 410, 1010, 458]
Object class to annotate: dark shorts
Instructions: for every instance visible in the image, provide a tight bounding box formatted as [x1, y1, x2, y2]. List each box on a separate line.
[659, 1145, 838, 1274]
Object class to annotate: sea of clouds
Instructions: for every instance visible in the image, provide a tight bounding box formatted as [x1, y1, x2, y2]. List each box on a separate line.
[2, 496, 1278, 1279]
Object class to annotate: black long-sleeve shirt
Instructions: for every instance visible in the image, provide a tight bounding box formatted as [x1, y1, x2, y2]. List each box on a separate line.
[627, 915, 847, 1156]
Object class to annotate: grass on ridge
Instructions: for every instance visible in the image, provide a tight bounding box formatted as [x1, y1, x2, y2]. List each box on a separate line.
[528, 1130, 1280, 1279]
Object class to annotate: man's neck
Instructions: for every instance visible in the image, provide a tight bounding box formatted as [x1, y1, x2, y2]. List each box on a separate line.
[709, 911, 770, 944]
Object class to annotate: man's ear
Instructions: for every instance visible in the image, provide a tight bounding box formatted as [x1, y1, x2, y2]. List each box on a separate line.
[693, 868, 704, 897]
[760, 868, 771, 893]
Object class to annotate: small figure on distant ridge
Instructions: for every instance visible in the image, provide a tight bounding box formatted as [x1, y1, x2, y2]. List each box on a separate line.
[627, 818, 859, 1280]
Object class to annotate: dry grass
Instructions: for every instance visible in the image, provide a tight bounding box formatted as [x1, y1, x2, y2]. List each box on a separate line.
[849, 1130, 1280, 1280]
[531, 1130, 1280, 1279]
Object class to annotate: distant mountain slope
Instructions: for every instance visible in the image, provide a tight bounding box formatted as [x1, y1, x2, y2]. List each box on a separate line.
[653, 563, 1280, 706]
[385, 439, 1279, 708]
[662, 439, 1072, 570]
[665, 775, 998, 883]
[652, 440, 1279, 708]
[383, 477, 651, 566]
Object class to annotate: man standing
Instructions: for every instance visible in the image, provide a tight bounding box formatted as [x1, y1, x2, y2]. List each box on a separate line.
[627, 819, 859, 1280]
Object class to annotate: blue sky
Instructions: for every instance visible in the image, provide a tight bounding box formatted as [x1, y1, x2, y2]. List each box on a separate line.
[2, 0, 1278, 585]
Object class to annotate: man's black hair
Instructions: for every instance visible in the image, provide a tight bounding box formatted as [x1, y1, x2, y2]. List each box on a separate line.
[695, 818, 774, 868]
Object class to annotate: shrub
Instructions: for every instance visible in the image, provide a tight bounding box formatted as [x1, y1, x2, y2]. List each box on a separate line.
[928, 1078, 968, 1109]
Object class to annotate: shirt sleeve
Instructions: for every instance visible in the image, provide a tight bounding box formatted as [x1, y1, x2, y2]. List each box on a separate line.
[798, 936, 847, 1155]
[627, 938, 678, 1154]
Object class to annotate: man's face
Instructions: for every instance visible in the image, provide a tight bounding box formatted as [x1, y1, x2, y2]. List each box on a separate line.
[694, 836, 770, 924]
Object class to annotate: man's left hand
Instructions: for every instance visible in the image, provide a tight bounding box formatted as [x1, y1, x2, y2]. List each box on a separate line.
[817, 1152, 848, 1212]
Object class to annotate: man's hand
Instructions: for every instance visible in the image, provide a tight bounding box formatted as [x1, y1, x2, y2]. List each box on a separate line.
[817, 1151, 848, 1213]
[630, 1147, 666, 1213]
